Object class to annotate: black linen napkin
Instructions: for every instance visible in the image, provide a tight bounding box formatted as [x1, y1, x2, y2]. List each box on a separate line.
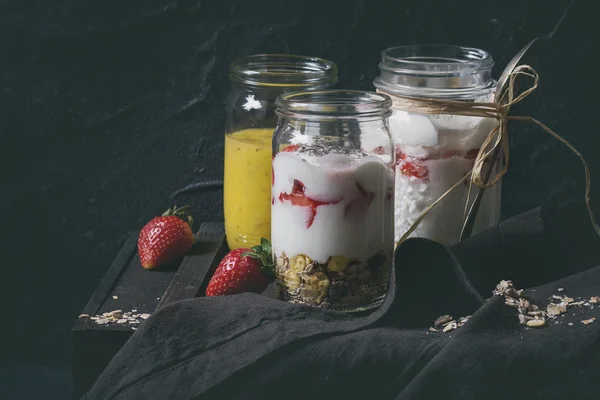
[83, 199, 600, 400]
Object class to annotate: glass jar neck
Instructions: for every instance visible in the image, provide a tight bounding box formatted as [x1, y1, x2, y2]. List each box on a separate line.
[373, 45, 496, 100]
[229, 54, 337, 88]
[275, 90, 392, 123]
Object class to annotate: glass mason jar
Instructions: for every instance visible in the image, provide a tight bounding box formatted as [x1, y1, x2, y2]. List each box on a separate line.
[224, 54, 337, 250]
[271, 90, 395, 312]
[373, 45, 501, 246]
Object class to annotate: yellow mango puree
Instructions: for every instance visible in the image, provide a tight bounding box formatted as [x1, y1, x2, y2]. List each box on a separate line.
[224, 128, 273, 250]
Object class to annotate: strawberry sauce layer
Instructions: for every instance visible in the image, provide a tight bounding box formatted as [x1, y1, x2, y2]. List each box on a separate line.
[395, 146, 481, 181]
[281, 144, 300, 153]
[278, 179, 342, 228]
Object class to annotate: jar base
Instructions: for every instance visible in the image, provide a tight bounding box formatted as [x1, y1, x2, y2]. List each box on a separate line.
[327, 294, 385, 313]
[280, 290, 387, 313]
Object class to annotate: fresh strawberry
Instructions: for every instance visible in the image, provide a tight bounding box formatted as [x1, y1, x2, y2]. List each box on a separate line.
[137, 205, 194, 270]
[278, 179, 342, 228]
[205, 238, 275, 296]
[281, 144, 300, 153]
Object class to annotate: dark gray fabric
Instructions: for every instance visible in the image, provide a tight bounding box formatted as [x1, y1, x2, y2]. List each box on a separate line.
[84, 199, 600, 400]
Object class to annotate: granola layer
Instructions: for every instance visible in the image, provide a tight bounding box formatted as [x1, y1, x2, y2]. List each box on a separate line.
[275, 251, 389, 310]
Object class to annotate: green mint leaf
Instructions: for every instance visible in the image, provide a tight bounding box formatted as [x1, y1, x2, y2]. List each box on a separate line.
[250, 245, 262, 254]
[242, 251, 259, 259]
[260, 237, 272, 258]
[260, 237, 268, 248]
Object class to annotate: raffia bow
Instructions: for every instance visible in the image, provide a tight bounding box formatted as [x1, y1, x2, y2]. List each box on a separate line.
[379, 65, 600, 244]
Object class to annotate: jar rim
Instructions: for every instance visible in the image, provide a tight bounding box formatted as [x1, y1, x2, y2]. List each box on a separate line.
[379, 45, 494, 76]
[275, 90, 392, 121]
[230, 54, 338, 87]
[374, 45, 496, 99]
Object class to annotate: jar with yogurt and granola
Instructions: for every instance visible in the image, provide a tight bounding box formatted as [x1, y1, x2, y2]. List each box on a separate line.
[271, 90, 395, 311]
[373, 45, 501, 246]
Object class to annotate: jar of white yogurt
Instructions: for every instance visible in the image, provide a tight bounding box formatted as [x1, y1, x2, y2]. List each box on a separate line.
[373, 45, 502, 246]
[271, 90, 395, 311]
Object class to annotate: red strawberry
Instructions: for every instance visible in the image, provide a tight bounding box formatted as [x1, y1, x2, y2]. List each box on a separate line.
[205, 238, 275, 296]
[278, 179, 342, 228]
[281, 144, 300, 153]
[138, 205, 194, 270]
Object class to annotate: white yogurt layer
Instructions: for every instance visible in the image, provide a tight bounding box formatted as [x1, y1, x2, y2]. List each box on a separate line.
[394, 154, 501, 245]
[391, 112, 501, 246]
[271, 147, 394, 264]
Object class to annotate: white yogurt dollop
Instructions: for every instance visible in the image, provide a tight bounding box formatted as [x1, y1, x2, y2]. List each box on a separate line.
[392, 112, 501, 245]
[271, 147, 394, 264]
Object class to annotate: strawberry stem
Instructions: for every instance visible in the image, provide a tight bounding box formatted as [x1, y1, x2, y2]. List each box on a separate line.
[162, 205, 194, 228]
[241, 237, 275, 280]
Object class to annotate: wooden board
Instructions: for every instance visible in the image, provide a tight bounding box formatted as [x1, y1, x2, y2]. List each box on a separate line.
[72, 221, 372, 398]
[71, 222, 226, 399]
[158, 222, 227, 305]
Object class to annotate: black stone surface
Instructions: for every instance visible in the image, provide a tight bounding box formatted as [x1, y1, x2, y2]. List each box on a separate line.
[0, 0, 598, 384]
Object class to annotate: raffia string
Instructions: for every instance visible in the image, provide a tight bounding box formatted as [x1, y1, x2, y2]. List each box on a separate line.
[378, 65, 600, 245]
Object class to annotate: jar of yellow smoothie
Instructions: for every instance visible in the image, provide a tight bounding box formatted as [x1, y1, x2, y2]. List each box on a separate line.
[224, 54, 337, 250]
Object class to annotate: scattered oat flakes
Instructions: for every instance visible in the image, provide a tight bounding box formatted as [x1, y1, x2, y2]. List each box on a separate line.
[491, 280, 598, 330]
[132, 309, 137, 313]
[496, 280, 549, 326]
[78, 314, 90, 318]
[494, 280, 525, 298]
[86, 309, 151, 328]
[443, 322, 458, 333]
[434, 315, 453, 328]
[430, 315, 471, 333]
[526, 319, 545, 328]
[505, 297, 517, 307]
[113, 295, 119, 299]
[547, 302, 567, 316]
[493, 280, 513, 296]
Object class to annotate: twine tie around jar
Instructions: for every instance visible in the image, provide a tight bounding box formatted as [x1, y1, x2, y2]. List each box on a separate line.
[378, 65, 600, 245]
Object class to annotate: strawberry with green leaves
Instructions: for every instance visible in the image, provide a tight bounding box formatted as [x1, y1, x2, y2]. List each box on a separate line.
[137, 205, 194, 270]
[205, 238, 275, 296]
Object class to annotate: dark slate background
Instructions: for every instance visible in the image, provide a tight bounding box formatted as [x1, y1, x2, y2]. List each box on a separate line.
[1, 0, 598, 396]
